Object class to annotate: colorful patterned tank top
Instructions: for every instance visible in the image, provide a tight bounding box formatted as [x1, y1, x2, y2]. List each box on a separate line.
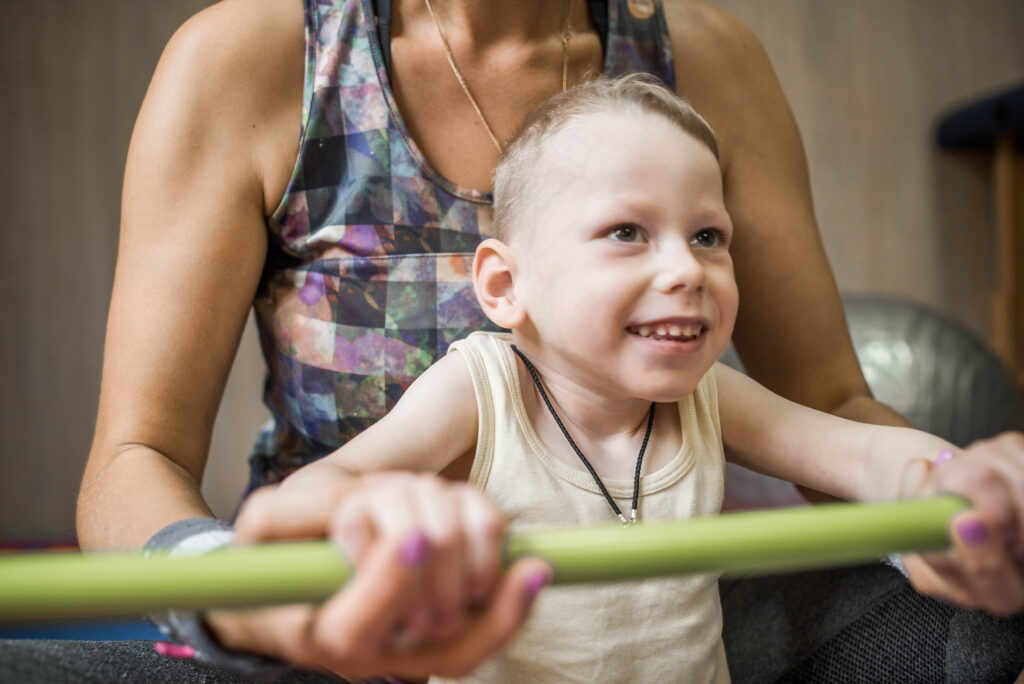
[247, 0, 675, 493]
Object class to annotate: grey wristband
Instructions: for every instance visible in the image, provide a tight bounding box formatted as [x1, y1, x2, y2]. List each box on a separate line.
[144, 517, 291, 678]
[883, 553, 909, 577]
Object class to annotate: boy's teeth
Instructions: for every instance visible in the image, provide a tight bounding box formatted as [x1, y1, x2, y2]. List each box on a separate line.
[633, 322, 704, 339]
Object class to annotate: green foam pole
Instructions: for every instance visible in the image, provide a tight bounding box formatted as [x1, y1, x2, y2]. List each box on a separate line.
[0, 496, 967, 623]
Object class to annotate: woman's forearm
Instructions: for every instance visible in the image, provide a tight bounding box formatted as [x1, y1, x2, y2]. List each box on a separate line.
[829, 391, 912, 429]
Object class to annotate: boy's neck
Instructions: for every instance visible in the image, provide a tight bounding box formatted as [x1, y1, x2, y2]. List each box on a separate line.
[510, 340, 682, 479]
[516, 352, 684, 481]
[520, 360, 653, 440]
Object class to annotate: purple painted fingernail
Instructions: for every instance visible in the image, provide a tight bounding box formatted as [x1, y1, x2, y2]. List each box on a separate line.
[399, 532, 429, 567]
[934, 449, 955, 467]
[525, 569, 551, 600]
[956, 518, 989, 546]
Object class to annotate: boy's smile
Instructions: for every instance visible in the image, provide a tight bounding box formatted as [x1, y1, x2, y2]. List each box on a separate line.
[507, 108, 738, 409]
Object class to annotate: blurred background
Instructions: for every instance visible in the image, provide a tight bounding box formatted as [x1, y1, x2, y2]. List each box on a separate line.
[1, 0, 1022, 540]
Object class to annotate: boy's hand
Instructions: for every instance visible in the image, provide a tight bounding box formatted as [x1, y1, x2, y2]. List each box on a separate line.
[898, 432, 1024, 616]
[206, 471, 551, 679]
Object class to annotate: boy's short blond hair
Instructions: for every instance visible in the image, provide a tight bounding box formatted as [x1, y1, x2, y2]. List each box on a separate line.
[492, 74, 719, 242]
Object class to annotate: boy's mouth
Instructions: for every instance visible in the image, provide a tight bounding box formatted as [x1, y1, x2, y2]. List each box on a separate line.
[627, 320, 706, 342]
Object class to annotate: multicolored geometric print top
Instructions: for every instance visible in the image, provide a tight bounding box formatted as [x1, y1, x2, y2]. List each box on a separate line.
[247, 0, 676, 494]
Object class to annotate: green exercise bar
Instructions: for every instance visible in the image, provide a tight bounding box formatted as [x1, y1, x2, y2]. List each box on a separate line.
[0, 496, 968, 623]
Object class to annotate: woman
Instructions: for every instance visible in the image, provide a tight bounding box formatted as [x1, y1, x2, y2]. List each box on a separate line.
[71, 0, 1024, 680]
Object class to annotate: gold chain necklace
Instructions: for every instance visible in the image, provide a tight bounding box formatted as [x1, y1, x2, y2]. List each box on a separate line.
[422, 0, 573, 153]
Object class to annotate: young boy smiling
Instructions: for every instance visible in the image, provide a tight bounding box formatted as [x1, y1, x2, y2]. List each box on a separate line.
[235, 75, 1024, 682]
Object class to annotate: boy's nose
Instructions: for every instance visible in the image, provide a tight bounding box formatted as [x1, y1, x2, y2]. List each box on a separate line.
[652, 246, 705, 293]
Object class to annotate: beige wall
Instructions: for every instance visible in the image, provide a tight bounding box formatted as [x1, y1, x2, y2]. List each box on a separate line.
[2, 1, 1023, 538]
[710, 0, 1024, 340]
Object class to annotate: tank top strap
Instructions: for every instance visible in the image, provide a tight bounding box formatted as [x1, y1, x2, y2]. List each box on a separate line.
[604, 0, 676, 89]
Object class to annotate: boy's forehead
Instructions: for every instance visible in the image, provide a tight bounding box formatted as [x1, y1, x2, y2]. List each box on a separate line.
[533, 110, 689, 191]
[544, 110, 642, 157]
[535, 114, 633, 184]
[509, 110, 723, 246]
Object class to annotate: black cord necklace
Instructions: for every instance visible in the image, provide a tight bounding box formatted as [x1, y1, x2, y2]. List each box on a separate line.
[511, 345, 655, 524]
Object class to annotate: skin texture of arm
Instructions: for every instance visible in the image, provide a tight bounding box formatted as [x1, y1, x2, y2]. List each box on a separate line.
[76, 0, 305, 550]
[663, 2, 909, 429]
[714, 363, 950, 502]
[716, 362, 1024, 614]
[280, 350, 482, 491]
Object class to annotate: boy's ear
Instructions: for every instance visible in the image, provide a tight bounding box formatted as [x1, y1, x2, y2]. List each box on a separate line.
[474, 238, 527, 329]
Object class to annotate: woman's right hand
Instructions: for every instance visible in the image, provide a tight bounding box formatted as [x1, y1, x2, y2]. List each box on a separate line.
[206, 470, 551, 680]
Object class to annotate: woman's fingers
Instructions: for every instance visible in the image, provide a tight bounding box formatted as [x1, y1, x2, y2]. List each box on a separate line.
[386, 558, 552, 680]
[234, 466, 376, 544]
[234, 482, 341, 544]
[949, 512, 1024, 615]
[301, 535, 548, 681]
[226, 471, 530, 678]
[906, 517, 1024, 616]
[409, 477, 468, 641]
[328, 474, 507, 644]
[901, 433, 1024, 614]
[307, 530, 433, 677]
[903, 552, 974, 608]
[330, 475, 419, 567]
[458, 486, 507, 604]
[968, 433, 1024, 557]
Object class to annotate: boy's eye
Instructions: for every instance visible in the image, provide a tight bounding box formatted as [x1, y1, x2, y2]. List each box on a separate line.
[608, 224, 643, 242]
[690, 228, 726, 248]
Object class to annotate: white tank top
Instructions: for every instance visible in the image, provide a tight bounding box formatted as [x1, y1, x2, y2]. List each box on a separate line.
[437, 331, 730, 683]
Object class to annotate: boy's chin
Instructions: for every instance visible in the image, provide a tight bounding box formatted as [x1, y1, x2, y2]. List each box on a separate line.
[640, 380, 705, 404]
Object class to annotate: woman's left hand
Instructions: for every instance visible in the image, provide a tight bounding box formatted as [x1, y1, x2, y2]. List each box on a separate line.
[899, 431, 1024, 615]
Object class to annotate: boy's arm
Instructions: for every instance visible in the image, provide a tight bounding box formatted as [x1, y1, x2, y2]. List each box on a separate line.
[286, 349, 480, 484]
[714, 363, 950, 502]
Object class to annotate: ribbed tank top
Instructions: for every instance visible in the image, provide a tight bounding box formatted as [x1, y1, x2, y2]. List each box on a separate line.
[247, 0, 676, 492]
[443, 331, 729, 683]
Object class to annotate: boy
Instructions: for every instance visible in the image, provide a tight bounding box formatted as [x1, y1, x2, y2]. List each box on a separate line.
[232, 75, 1023, 681]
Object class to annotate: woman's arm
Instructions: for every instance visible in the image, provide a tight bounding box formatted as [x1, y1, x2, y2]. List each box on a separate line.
[664, 1, 908, 428]
[76, 0, 305, 550]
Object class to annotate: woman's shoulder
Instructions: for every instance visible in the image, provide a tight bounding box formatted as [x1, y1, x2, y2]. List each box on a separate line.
[145, 0, 306, 213]
[158, 0, 304, 104]
[661, 0, 762, 63]
[660, 1, 788, 168]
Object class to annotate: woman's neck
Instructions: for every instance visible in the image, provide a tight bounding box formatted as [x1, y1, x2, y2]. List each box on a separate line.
[393, 0, 583, 48]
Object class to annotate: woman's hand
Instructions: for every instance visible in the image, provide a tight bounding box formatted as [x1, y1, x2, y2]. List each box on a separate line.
[898, 432, 1024, 615]
[206, 470, 551, 680]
